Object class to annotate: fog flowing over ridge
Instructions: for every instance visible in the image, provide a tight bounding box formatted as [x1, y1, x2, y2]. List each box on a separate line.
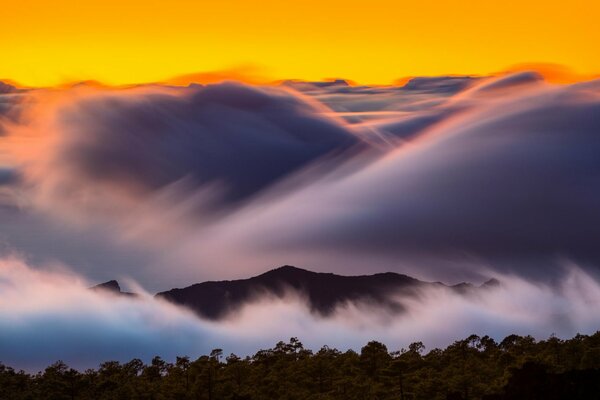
[1, 74, 600, 286]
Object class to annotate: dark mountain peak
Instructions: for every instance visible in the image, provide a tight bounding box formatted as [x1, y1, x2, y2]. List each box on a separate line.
[371, 271, 414, 280]
[447, 278, 501, 294]
[482, 278, 501, 287]
[259, 265, 314, 277]
[157, 266, 427, 320]
[260, 266, 414, 282]
[90, 280, 136, 297]
[452, 282, 473, 288]
[91, 280, 121, 293]
[450, 282, 476, 294]
[156, 266, 500, 321]
[255, 265, 331, 282]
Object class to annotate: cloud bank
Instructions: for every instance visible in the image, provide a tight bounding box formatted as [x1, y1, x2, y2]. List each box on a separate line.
[256, 73, 600, 280]
[14, 83, 358, 213]
[1, 74, 600, 285]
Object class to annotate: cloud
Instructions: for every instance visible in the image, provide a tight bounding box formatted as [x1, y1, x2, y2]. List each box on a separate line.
[222, 75, 600, 280]
[398, 76, 478, 94]
[128, 74, 598, 283]
[1, 74, 600, 286]
[0, 91, 24, 136]
[470, 71, 543, 92]
[0, 82, 367, 287]
[0, 81, 17, 94]
[0, 168, 17, 186]
[502, 63, 600, 84]
[10, 82, 359, 215]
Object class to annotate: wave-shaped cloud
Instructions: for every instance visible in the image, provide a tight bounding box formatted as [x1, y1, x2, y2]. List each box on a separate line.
[1, 74, 600, 286]
[17, 83, 359, 212]
[216, 74, 600, 280]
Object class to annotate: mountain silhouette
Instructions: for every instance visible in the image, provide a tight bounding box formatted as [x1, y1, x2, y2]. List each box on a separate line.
[90, 280, 137, 297]
[155, 265, 489, 320]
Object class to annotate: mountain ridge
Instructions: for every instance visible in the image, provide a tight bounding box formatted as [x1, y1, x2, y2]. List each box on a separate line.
[92, 266, 497, 320]
[90, 280, 137, 297]
[151, 265, 493, 320]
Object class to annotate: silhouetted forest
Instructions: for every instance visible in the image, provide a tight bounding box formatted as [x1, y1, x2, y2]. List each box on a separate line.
[2, 332, 600, 400]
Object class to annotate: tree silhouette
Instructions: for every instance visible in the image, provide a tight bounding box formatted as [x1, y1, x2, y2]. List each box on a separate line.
[2, 331, 600, 399]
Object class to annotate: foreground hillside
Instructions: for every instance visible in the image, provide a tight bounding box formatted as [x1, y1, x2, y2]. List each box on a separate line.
[1, 332, 599, 400]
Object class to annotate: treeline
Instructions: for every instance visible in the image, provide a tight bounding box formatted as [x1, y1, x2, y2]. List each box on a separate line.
[1, 333, 600, 400]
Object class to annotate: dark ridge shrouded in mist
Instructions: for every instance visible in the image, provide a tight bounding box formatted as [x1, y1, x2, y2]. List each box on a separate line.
[155, 265, 495, 319]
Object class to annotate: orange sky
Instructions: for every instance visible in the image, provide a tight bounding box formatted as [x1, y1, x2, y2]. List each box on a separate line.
[2, 0, 599, 86]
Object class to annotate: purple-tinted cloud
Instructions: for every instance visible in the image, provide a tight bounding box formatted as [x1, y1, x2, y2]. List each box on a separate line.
[1, 74, 600, 286]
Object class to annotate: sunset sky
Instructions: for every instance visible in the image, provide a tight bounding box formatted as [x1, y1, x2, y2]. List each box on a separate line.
[3, 0, 599, 86]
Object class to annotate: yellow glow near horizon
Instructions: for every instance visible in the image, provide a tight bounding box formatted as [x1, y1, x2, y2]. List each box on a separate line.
[2, 0, 599, 86]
